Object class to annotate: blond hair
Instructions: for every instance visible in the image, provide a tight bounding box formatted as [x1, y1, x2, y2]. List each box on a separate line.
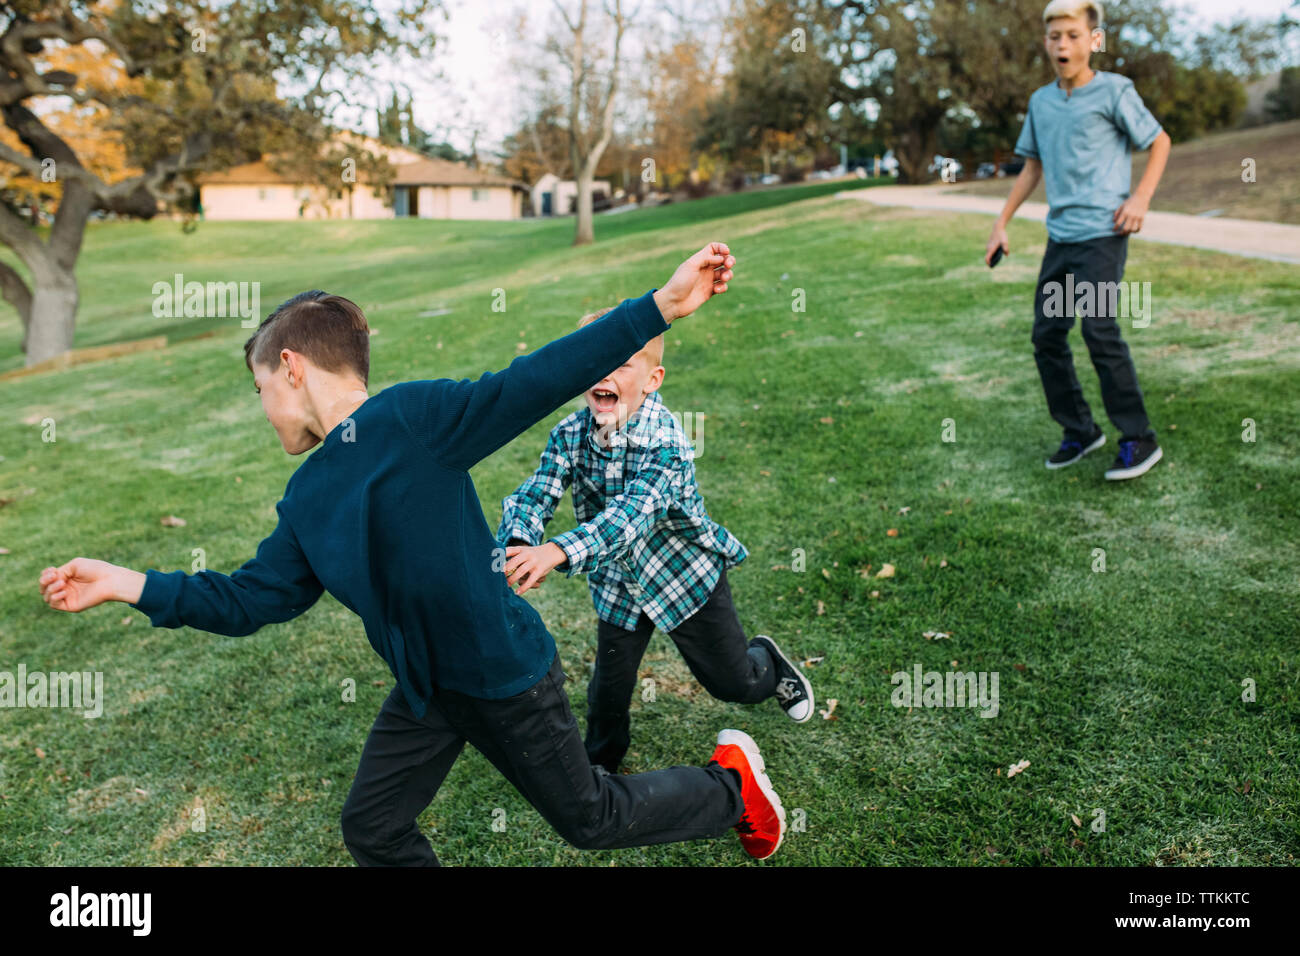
[1043, 0, 1102, 29]
[578, 306, 664, 367]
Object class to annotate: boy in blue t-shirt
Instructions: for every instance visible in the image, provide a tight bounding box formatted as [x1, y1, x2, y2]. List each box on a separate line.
[985, 0, 1172, 480]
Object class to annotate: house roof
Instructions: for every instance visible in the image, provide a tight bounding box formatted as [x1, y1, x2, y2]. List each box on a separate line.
[198, 152, 527, 191]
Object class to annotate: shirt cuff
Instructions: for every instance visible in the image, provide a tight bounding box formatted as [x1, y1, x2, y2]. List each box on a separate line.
[128, 568, 180, 627]
[550, 531, 589, 576]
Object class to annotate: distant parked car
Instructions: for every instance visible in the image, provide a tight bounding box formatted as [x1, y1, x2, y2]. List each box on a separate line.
[928, 155, 963, 181]
[760, 173, 782, 185]
[975, 162, 998, 180]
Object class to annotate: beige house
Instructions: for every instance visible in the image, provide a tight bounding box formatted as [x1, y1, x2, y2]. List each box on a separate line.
[198, 141, 528, 221]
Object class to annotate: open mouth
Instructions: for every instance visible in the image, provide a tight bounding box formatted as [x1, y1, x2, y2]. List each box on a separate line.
[590, 388, 619, 413]
[1057, 56, 1070, 65]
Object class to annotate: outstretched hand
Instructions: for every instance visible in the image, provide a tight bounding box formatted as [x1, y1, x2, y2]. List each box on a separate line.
[39, 558, 140, 612]
[502, 543, 567, 597]
[653, 242, 736, 323]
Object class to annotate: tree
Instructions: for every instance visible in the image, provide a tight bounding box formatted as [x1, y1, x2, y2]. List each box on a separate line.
[699, 0, 840, 179]
[0, 1, 439, 367]
[549, 0, 629, 246]
[1266, 66, 1300, 121]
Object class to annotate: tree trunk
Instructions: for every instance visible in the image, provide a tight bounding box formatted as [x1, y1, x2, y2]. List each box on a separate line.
[24, 274, 79, 366]
[895, 127, 938, 185]
[573, 167, 595, 246]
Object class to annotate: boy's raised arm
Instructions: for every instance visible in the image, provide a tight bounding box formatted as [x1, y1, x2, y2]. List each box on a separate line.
[40, 505, 324, 637]
[404, 243, 735, 472]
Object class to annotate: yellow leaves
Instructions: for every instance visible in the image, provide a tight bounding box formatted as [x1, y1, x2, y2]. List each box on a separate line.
[35, 747, 46, 759]
[886, 528, 899, 537]
[819, 699, 839, 720]
[160, 515, 186, 527]
[875, 563, 895, 579]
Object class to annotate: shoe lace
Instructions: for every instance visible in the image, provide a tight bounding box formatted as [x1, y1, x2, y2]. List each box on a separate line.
[734, 811, 756, 835]
[1119, 440, 1138, 467]
[775, 677, 801, 702]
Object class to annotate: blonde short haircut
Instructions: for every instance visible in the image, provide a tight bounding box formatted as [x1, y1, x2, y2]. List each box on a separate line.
[578, 306, 664, 367]
[1043, 0, 1102, 30]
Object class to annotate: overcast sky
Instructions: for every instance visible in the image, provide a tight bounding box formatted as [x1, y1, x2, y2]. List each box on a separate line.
[397, 0, 1295, 159]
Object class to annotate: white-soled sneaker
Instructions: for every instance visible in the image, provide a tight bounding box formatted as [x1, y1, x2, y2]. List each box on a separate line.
[1105, 439, 1163, 481]
[751, 634, 814, 723]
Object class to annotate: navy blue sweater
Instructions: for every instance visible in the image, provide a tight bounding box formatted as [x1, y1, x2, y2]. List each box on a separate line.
[131, 289, 671, 715]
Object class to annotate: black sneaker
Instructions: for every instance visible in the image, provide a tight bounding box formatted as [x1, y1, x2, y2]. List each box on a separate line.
[751, 635, 814, 723]
[1045, 427, 1105, 470]
[1105, 438, 1162, 480]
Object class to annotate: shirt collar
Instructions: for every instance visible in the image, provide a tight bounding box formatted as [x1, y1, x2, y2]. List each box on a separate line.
[587, 391, 663, 455]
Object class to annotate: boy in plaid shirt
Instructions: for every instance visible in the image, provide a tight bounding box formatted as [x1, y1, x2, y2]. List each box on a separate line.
[497, 308, 814, 775]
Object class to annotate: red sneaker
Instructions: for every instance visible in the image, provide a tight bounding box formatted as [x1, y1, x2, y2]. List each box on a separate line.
[710, 729, 785, 860]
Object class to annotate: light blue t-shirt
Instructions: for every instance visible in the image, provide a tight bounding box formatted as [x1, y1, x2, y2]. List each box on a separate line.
[1014, 71, 1163, 244]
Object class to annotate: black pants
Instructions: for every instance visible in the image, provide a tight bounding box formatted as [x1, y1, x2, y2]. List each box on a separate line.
[586, 570, 778, 774]
[340, 654, 744, 866]
[1031, 234, 1155, 443]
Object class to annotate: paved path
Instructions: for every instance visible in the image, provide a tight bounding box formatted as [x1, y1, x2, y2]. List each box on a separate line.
[837, 183, 1300, 265]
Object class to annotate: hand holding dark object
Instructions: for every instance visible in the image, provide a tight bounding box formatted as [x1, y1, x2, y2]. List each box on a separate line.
[988, 246, 1004, 268]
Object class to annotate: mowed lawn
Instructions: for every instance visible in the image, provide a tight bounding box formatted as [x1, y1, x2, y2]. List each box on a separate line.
[0, 180, 1297, 865]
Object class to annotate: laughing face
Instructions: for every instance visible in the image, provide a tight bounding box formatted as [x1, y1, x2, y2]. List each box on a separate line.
[1045, 14, 1099, 86]
[585, 347, 665, 435]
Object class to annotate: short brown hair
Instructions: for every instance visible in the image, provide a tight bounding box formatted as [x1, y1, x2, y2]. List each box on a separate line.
[578, 306, 664, 367]
[243, 290, 371, 385]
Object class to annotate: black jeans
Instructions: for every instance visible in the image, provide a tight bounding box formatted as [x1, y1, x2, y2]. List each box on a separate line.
[340, 653, 744, 866]
[1031, 234, 1155, 443]
[585, 570, 778, 774]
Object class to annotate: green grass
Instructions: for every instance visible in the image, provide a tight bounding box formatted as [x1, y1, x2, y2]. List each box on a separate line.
[0, 182, 1297, 866]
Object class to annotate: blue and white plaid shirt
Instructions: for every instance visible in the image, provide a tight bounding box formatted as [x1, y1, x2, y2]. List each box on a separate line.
[496, 390, 747, 632]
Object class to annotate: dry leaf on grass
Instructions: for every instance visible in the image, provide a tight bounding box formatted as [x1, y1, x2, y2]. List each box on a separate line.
[923, 630, 951, 641]
[875, 564, 895, 579]
[820, 568, 830, 580]
[160, 515, 186, 527]
[0, 547, 9, 555]
[886, 528, 898, 537]
[35, 747, 45, 759]
[1007, 759, 1030, 778]
[1071, 814, 1083, 827]
[800, 656, 825, 668]
[816, 600, 826, 615]
[819, 699, 839, 720]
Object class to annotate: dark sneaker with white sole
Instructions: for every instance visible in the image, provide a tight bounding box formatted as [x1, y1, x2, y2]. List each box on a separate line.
[751, 634, 814, 723]
[1105, 439, 1162, 480]
[1045, 427, 1105, 470]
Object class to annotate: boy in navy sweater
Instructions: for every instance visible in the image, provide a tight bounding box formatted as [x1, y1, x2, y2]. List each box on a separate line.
[38, 242, 789, 864]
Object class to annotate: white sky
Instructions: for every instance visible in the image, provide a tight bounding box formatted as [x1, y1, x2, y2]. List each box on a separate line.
[398, 0, 1295, 157]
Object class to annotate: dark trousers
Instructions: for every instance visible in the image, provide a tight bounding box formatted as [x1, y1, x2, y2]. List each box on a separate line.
[340, 654, 744, 866]
[585, 570, 778, 774]
[1031, 234, 1155, 443]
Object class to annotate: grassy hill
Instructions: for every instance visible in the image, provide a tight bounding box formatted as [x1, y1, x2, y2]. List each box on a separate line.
[0, 180, 1297, 865]
[955, 119, 1300, 224]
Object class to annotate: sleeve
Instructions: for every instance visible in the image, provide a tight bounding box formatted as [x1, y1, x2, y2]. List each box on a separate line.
[129, 505, 324, 636]
[1112, 81, 1162, 151]
[549, 443, 683, 576]
[398, 289, 670, 472]
[1014, 102, 1039, 160]
[496, 427, 574, 547]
